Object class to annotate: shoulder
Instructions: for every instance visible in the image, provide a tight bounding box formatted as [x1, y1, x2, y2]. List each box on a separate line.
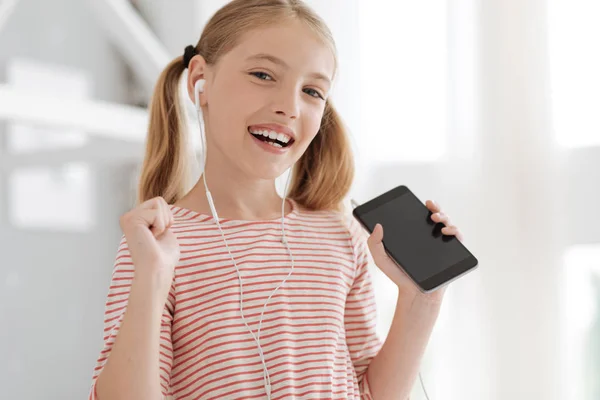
[169, 205, 213, 226]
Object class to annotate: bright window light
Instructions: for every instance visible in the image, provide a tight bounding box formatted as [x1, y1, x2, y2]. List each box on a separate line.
[358, 1, 447, 163]
[6, 59, 95, 231]
[548, 0, 600, 148]
[9, 164, 95, 231]
[6, 58, 90, 152]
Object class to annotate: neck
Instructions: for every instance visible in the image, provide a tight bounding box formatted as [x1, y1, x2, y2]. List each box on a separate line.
[177, 155, 290, 221]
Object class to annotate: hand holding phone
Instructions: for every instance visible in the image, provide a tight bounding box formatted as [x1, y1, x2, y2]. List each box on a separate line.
[353, 185, 478, 294]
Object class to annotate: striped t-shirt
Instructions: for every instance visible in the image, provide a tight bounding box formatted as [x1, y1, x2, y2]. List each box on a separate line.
[90, 199, 382, 399]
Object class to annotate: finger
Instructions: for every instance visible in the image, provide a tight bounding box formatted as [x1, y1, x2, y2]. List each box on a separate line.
[150, 222, 167, 238]
[127, 208, 161, 231]
[367, 224, 383, 245]
[367, 224, 387, 266]
[158, 198, 170, 232]
[431, 212, 451, 225]
[140, 196, 162, 211]
[445, 226, 465, 242]
[441, 225, 460, 237]
[140, 209, 166, 238]
[161, 200, 173, 237]
[168, 207, 174, 228]
[426, 200, 441, 213]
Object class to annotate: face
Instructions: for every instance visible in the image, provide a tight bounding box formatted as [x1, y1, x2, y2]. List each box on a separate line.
[189, 20, 336, 180]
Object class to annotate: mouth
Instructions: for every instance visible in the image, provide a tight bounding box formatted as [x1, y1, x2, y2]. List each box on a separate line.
[248, 126, 296, 149]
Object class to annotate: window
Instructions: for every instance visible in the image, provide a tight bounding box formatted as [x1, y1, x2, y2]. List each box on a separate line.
[548, 0, 600, 148]
[358, 1, 448, 163]
[9, 164, 95, 231]
[6, 59, 94, 231]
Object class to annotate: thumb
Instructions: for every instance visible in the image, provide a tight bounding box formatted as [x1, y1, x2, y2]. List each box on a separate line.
[367, 224, 388, 265]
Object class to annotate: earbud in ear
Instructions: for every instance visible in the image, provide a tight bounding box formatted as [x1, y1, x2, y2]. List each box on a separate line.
[194, 79, 206, 111]
[195, 79, 206, 94]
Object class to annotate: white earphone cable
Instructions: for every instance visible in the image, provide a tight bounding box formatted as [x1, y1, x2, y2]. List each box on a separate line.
[419, 371, 431, 400]
[196, 102, 294, 400]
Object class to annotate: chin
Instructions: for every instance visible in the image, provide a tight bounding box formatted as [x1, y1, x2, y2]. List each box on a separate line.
[260, 166, 290, 180]
[245, 161, 293, 181]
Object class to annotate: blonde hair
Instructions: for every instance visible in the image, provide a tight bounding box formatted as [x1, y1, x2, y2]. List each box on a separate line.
[138, 0, 354, 212]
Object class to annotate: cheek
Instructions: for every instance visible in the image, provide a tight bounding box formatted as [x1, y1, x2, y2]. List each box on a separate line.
[293, 113, 324, 155]
[304, 108, 326, 138]
[209, 87, 256, 137]
[217, 83, 264, 124]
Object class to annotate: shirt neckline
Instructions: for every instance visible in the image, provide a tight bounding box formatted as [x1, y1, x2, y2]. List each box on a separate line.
[170, 198, 298, 224]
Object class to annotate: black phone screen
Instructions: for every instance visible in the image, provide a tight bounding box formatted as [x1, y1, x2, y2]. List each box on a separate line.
[353, 186, 477, 290]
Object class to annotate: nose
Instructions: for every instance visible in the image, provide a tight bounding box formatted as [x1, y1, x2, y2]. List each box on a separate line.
[272, 87, 300, 120]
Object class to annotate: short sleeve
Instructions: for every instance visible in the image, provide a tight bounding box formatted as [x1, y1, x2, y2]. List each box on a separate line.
[88, 236, 175, 399]
[344, 217, 383, 398]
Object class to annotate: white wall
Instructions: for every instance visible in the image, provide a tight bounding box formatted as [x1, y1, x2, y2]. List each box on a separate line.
[0, 0, 134, 398]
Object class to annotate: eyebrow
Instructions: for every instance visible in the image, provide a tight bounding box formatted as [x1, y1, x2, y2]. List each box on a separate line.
[246, 53, 332, 85]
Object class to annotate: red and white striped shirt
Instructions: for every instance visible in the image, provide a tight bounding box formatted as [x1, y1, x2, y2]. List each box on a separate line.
[90, 199, 382, 399]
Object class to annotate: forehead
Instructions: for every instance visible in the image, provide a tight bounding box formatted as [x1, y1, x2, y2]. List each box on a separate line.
[228, 21, 336, 80]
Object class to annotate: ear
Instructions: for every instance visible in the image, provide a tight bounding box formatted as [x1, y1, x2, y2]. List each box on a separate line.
[187, 55, 209, 107]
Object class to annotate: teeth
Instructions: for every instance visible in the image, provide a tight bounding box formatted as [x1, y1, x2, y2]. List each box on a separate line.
[271, 142, 282, 148]
[249, 127, 293, 144]
[277, 133, 289, 143]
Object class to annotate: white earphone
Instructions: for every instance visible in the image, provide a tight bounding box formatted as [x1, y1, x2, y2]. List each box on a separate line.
[194, 78, 205, 112]
[192, 77, 294, 400]
[193, 79, 219, 220]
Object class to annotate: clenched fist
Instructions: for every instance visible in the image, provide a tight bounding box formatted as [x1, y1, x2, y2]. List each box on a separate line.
[119, 196, 180, 295]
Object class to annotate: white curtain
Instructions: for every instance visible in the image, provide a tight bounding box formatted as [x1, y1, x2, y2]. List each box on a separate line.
[313, 1, 599, 399]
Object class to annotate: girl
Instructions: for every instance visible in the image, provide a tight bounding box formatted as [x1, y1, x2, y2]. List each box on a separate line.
[90, 1, 463, 399]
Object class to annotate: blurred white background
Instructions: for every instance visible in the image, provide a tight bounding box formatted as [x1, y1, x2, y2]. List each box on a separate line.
[0, 0, 598, 399]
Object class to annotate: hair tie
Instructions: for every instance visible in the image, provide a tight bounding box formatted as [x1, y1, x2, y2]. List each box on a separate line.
[183, 45, 198, 69]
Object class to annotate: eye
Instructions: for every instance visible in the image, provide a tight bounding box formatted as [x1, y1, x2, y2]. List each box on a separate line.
[250, 71, 274, 81]
[304, 88, 325, 100]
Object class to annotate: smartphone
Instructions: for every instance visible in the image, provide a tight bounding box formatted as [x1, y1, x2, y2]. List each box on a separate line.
[352, 185, 479, 293]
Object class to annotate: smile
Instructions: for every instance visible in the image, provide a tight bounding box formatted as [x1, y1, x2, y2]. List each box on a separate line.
[248, 126, 295, 148]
